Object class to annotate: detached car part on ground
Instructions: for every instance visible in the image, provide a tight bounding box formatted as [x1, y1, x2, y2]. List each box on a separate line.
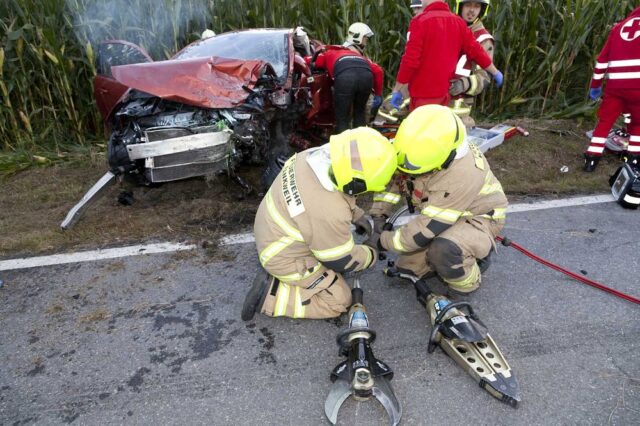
[62, 29, 336, 229]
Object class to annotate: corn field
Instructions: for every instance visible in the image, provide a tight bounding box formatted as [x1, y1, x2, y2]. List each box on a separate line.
[0, 0, 636, 157]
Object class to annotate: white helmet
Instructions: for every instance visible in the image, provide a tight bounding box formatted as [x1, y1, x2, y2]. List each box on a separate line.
[346, 22, 374, 46]
[201, 29, 216, 39]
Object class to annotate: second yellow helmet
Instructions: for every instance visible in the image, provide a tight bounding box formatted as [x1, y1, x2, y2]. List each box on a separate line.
[394, 105, 465, 175]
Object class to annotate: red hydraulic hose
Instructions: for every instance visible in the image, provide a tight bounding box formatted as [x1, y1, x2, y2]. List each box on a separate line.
[496, 236, 640, 306]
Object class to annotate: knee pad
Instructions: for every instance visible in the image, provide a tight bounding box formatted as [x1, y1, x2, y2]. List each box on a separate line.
[428, 237, 465, 280]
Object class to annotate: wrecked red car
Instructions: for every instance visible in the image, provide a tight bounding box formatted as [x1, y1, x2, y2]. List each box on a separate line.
[62, 28, 335, 229]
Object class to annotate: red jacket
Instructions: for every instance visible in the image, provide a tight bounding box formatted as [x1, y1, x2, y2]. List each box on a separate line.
[396, 1, 492, 99]
[309, 46, 384, 96]
[591, 7, 640, 90]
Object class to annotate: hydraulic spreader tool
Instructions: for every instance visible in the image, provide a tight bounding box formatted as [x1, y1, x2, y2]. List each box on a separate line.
[324, 273, 402, 426]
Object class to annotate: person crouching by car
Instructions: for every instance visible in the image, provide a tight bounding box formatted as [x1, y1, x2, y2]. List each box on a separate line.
[308, 23, 384, 133]
[241, 128, 396, 321]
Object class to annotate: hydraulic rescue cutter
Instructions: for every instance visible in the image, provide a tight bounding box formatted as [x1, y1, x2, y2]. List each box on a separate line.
[324, 274, 402, 426]
[390, 269, 521, 407]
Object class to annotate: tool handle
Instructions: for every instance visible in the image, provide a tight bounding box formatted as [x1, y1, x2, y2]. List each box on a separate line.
[351, 287, 363, 305]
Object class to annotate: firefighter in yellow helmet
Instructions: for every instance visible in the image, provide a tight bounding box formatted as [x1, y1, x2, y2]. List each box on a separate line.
[367, 105, 508, 295]
[242, 127, 397, 320]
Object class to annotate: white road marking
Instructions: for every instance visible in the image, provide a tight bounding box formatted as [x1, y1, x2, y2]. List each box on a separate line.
[0, 194, 616, 271]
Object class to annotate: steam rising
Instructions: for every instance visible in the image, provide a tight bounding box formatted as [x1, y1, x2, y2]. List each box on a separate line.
[67, 0, 213, 59]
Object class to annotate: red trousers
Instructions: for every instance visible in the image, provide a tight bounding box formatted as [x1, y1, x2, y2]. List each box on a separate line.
[587, 87, 640, 156]
[410, 94, 451, 111]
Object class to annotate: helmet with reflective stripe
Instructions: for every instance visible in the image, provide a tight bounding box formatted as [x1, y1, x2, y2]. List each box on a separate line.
[410, 0, 423, 9]
[394, 105, 465, 175]
[329, 127, 396, 195]
[455, 0, 490, 20]
[345, 22, 374, 46]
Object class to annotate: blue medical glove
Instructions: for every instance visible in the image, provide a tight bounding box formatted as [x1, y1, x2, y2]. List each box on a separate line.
[390, 92, 403, 109]
[493, 70, 504, 88]
[589, 87, 602, 101]
[372, 95, 383, 109]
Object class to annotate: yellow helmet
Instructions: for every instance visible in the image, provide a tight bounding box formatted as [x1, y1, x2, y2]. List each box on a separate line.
[394, 105, 465, 174]
[329, 127, 396, 195]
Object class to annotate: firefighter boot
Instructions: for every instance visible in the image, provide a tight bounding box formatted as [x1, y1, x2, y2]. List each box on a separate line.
[241, 268, 272, 321]
[583, 154, 600, 172]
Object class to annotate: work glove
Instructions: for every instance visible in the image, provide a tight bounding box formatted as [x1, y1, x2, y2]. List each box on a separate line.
[371, 215, 387, 234]
[372, 95, 383, 109]
[390, 91, 404, 109]
[589, 87, 602, 101]
[492, 70, 504, 88]
[449, 77, 471, 97]
[353, 215, 373, 236]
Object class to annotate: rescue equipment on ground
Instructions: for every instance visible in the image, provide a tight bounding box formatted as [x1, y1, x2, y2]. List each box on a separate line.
[383, 265, 521, 407]
[610, 163, 640, 209]
[324, 272, 402, 426]
[497, 236, 640, 305]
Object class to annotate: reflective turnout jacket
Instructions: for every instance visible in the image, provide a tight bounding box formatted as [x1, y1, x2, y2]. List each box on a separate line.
[453, 20, 494, 97]
[370, 140, 508, 253]
[254, 146, 375, 283]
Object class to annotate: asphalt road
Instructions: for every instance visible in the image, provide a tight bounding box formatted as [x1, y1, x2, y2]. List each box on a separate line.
[1, 200, 639, 425]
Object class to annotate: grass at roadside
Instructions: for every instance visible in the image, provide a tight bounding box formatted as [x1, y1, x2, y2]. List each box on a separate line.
[0, 119, 621, 258]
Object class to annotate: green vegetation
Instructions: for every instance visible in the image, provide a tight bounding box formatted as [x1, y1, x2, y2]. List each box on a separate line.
[0, 0, 635, 157]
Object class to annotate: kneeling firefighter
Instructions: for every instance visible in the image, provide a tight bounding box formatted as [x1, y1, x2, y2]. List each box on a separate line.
[242, 128, 397, 320]
[367, 105, 508, 294]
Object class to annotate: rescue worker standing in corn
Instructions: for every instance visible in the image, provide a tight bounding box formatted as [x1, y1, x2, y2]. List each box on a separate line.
[390, 0, 503, 111]
[310, 23, 384, 133]
[449, 0, 495, 128]
[241, 128, 397, 320]
[583, 6, 640, 172]
[367, 105, 508, 295]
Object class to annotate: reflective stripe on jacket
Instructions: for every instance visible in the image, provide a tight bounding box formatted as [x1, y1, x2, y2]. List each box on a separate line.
[375, 141, 508, 253]
[254, 148, 375, 282]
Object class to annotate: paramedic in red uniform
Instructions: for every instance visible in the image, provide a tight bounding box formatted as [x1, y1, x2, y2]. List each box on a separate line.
[310, 23, 384, 133]
[390, 0, 503, 111]
[584, 6, 640, 172]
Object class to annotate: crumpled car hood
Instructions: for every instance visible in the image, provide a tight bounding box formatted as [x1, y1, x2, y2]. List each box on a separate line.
[111, 56, 271, 109]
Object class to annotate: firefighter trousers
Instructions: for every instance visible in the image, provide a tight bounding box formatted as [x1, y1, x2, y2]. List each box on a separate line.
[587, 87, 640, 157]
[260, 266, 352, 319]
[394, 217, 502, 293]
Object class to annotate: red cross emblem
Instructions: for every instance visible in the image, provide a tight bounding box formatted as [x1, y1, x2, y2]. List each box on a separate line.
[621, 18, 640, 41]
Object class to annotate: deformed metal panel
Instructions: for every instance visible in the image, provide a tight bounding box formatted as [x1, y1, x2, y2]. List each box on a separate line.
[127, 131, 231, 160]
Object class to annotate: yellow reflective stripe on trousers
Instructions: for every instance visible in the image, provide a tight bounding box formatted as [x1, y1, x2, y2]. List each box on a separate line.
[421, 205, 463, 223]
[373, 192, 401, 204]
[266, 191, 304, 242]
[272, 263, 321, 283]
[311, 236, 354, 261]
[444, 262, 481, 291]
[392, 230, 408, 252]
[293, 287, 306, 318]
[273, 282, 291, 317]
[259, 236, 295, 266]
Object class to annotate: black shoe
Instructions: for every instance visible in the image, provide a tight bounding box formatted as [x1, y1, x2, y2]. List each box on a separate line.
[241, 268, 272, 321]
[583, 154, 600, 172]
[477, 254, 492, 274]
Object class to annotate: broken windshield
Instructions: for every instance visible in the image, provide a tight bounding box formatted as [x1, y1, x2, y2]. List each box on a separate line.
[174, 30, 289, 81]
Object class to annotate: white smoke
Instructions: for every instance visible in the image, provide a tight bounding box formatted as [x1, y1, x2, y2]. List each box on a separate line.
[67, 0, 213, 59]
